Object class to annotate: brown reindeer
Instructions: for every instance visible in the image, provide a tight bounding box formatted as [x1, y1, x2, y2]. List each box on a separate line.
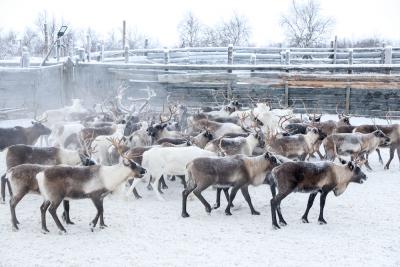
[270, 160, 367, 229]
[182, 152, 279, 217]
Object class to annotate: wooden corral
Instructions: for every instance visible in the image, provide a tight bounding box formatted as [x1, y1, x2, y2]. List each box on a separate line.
[1, 45, 400, 118]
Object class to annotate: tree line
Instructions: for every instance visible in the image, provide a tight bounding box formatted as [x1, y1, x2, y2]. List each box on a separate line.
[0, 0, 396, 60]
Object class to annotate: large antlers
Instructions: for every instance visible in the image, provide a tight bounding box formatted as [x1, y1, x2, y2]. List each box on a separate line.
[159, 104, 178, 124]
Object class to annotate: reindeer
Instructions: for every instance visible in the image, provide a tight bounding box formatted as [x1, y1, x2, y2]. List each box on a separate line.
[188, 118, 247, 139]
[146, 105, 184, 143]
[182, 152, 280, 217]
[270, 160, 367, 229]
[353, 124, 400, 169]
[34, 141, 146, 234]
[0, 121, 51, 151]
[267, 126, 322, 160]
[323, 130, 391, 170]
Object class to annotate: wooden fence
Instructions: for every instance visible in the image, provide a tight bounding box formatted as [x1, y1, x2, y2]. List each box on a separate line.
[87, 45, 400, 66]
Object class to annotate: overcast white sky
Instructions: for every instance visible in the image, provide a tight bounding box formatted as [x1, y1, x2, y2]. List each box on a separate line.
[1, 0, 399, 46]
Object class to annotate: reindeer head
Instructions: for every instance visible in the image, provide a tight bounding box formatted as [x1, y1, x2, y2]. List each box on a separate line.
[108, 137, 146, 178]
[373, 130, 391, 147]
[305, 126, 319, 137]
[344, 160, 367, 184]
[264, 151, 279, 168]
[31, 120, 51, 136]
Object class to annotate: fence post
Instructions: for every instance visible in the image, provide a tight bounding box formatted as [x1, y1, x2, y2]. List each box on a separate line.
[348, 48, 353, 74]
[333, 35, 337, 64]
[86, 35, 91, 62]
[144, 39, 149, 56]
[122, 20, 126, 50]
[284, 81, 289, 107]
[44, 23, 49, 56]
[20, 46, 30, 68]
[285, 49, 290, 65]
[384, 46, 392, 74]
[227, 44, 234, 73]
[100, 42, 104, 62]
[164, 48, 169, 71]
[250, 53, 256, 75]
[124, 45, 129, 63]
[56, 38, 61, 62]
[345, 86, 351, 114]
[78, 47, 85, 62]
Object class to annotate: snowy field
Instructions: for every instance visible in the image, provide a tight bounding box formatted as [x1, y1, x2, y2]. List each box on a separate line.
[0, 116, 399, 267]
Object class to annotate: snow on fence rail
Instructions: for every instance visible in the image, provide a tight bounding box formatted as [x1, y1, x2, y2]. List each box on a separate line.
[86, 45, 400, 66]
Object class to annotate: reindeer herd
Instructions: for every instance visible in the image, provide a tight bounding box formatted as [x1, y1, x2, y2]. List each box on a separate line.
[0, 88, 399, 233]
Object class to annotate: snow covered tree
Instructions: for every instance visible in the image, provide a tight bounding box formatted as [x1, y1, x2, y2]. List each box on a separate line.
[281, 0, 334, 47]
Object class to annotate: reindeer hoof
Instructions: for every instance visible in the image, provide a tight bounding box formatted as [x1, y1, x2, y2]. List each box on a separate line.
[100, 224, 108, 229]
[302, 217, 309, 223]
[318, 219, 327, 225]
[0, 200, 5, 205]
[181, 212, 190, 218]
[41, 228, 50, 234]
[58, 230, 67, 235]
[12, 225, 19, 232]
[384, 166, 389, 170]
[251, 210, 260, 215]
[272, 224, 281, 230]
[162, 185, 168, 190]
[279, 221, 287, 226]
[225, 210, 232, 216]
[212, 203, 220, 209]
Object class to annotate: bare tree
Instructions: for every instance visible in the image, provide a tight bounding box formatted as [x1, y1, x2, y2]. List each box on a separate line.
[281, 0, 334, 47]
[216, 13, 251, 46]
[177, 11, 203, 47]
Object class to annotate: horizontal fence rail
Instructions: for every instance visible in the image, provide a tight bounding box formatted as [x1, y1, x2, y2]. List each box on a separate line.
[86, 46, 400, 66]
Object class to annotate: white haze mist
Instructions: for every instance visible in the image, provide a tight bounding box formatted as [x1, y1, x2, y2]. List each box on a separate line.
[0, 0, 399, 46]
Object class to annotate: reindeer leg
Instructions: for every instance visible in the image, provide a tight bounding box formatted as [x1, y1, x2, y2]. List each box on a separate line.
[181, 183, 196, 218]
[213, 188, 222, 209]
[272, 189, 293, 228]
[1, 174, 6, 203]
[318, 191, 329, 224]
[364, 153, 373, 171]
[225, 185, 242, 216]
[48, 199, 67, 233]
[397, 146, 400, 169]
[376, 148, 383, 165]
[160, 175, 168, 190]
[385, 146, 395, 170]
[223, 188, 233, 207]
[90, 197, 105, 230]
[301, 192, 318, 223]
[270, 184, 277, 198]
[132, 188, 142, 199]
[62, 200, 74, 225]
[6, 178, 12, 197]
[177, 175, 187, 188]
[40, 201, 51, 233]
[241, 186, 260, 215]
[193, 184, 212, 215]
[10, 191, 26, 231]
[157, 178, 164, 194]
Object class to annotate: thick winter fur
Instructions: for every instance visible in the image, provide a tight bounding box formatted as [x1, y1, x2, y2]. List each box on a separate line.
[35, 160, 146, 233]
[267, 127, 321, 160]
[189, 119, 247, 139]
[353, 124, 400, 169]
[0, 122, 51, 151]
[204, 131, 264, 156]
[80, 125, 117, 143]
[270, 160, 367, 229]
[182, 152, 279, 217]
[323, 130, 391, 167]
[133, 146, 216, 200]
[1, 145, 91, 203]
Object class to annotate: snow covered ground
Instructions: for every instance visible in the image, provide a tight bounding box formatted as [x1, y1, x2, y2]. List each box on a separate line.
[0, 116, 399, 267]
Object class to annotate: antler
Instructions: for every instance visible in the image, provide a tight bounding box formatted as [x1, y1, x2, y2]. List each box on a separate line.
[107, 137, 129, 160]
[34, 112, 48, 123]
[159, 104, 178, 124]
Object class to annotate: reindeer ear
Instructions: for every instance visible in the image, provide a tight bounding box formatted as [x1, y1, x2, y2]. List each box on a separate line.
[264, 152, 271, 159]
[347, 161, 354, 171]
